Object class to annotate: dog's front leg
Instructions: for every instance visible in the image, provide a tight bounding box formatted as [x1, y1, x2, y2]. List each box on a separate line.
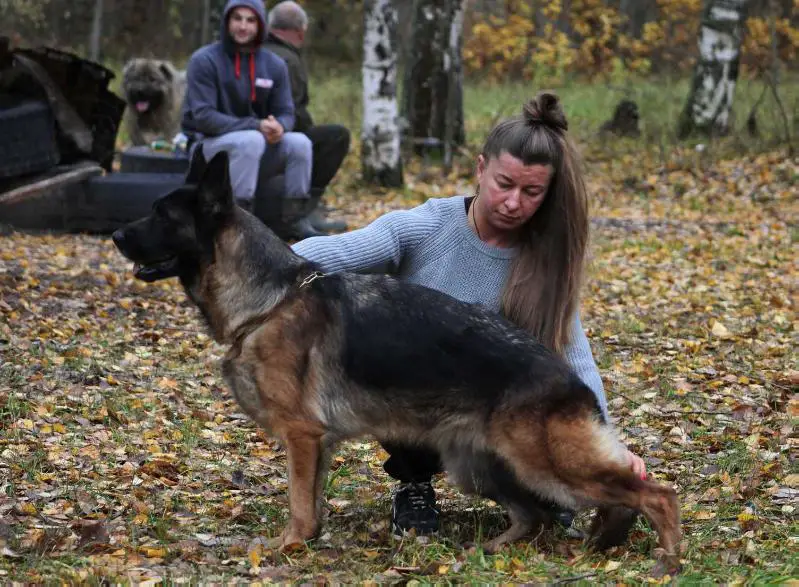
[280, 430, 325, 549]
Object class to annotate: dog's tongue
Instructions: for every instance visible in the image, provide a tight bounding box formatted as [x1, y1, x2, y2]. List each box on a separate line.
[135, 101, 150, 112]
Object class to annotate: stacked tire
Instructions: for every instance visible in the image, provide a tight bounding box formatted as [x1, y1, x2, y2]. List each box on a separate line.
[75, 146, 191, 232]
[0, 98, 59, 180]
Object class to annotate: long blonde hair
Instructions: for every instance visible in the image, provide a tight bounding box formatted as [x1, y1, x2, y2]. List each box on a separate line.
[482, 92, 589, 354]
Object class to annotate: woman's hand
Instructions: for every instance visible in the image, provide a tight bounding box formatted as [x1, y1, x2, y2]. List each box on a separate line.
[627, 450, 647, 480]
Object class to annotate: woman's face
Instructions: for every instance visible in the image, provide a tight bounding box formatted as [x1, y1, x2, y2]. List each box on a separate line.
[476, 152, 553, 234]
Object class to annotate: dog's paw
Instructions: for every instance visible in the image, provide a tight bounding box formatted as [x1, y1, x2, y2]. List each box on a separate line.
[651, 555, 682, 579]
[277, 524, 316, 553]
[279, 539, 307, 554]
[481, 539, 506, 555]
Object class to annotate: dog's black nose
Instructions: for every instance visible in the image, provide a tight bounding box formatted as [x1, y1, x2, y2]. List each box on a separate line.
[111, 229, 125, 249]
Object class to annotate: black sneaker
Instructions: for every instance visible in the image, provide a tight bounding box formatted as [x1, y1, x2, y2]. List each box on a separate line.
[554, 507, 575, 528]
[550, 506, 587, 538]
[391, 482, 440, 536]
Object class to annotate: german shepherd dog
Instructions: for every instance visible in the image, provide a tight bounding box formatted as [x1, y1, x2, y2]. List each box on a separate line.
[112, 151, 681, 576]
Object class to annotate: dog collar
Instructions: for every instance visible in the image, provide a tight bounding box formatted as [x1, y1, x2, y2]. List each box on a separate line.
[227, 269, 326, 348]
[299, 270, 325, 289]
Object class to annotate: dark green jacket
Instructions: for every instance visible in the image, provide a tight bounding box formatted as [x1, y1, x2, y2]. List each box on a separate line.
[264, 32, 313, 133]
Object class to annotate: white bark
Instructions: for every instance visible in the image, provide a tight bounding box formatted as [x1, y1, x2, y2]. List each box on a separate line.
[679, 0, 748, 137]
[362, 0, 403, 187]
[443, 1, 465, 170]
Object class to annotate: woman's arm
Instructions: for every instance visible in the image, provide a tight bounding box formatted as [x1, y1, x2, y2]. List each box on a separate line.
[565, 314, 649, 478]
[291, 199, 445, 274]
[562, 312, 609, 421]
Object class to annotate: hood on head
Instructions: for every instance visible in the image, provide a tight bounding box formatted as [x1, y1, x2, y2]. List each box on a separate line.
[221, 0, 268, 47]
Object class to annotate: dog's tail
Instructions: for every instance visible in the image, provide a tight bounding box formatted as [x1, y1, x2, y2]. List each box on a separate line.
[553, 411, 638, 548]
[545, 414, 681, 573]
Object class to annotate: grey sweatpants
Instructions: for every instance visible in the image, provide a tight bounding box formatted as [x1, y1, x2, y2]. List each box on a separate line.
[199, 130, 312, 201]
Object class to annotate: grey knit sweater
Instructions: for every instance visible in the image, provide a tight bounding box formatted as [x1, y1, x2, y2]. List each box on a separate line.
[292, 195, 609, 419]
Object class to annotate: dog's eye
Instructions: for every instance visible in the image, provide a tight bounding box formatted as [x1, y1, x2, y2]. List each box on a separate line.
[157, 204, 186, 225]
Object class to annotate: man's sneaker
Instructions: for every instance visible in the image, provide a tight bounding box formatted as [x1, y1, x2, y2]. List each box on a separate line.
[391, 482, 440, 536]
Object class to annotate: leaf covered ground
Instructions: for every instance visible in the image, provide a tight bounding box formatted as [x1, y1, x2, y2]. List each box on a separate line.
[1, 139, 797, 583]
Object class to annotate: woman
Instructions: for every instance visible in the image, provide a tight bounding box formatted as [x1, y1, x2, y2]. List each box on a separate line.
[292, 92, 646, 536]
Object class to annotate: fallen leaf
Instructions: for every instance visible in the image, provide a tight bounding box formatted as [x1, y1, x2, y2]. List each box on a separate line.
[711, 321, 732, 339]
[783, 474, 799, 488]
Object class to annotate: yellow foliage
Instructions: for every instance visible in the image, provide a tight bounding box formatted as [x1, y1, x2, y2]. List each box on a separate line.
[743, 17, 799, 73]
[464, 0, 799, 80]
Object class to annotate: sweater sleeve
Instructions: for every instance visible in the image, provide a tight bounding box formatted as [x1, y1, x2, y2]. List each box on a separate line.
[291, 199, 444, 274]
[562, 312, 609, 421]
[183, 51, 261, 137]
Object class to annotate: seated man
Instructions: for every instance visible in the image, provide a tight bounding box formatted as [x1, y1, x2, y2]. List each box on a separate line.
[266, 1, 350, 233]
[181, 0, 313, 234]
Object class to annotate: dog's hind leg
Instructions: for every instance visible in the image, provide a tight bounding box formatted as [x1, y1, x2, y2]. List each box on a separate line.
[482, 503, 540, 554]
[443, 448, 554, 553]
[588, 505, 639, 551]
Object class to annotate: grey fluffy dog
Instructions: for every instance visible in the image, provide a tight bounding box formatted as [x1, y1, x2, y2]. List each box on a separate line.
[121, 58, 186, 146]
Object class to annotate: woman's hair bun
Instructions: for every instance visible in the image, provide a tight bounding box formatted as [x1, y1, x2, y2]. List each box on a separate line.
[522, 91, 568, 132]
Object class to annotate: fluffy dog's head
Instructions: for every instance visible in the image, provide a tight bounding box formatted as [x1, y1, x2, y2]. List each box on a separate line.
[121, 58, 178, 115]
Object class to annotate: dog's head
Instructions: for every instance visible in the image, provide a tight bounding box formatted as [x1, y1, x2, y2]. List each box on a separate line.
[121, 59, 175, 113]
[112, 149, 234, 283]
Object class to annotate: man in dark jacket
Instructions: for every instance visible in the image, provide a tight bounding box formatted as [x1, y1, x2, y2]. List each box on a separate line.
[181, 0, 313, 224]
[265, 1, 350, 233]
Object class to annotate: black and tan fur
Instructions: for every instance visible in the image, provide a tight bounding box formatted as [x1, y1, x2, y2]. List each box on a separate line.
[112, 151, 681, 576]
[121, 58, 186, 146]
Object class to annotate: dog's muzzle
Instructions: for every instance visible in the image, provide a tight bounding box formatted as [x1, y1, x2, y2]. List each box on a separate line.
[112, 229, 180, 282]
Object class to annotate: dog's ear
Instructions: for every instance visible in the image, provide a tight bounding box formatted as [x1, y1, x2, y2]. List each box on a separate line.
[197, 151, 233, 217]
[158, 61, 174, 82]
[185, 144, 206, 185]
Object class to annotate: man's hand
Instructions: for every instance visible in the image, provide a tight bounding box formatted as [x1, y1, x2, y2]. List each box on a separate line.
[260, 116, 284, 144]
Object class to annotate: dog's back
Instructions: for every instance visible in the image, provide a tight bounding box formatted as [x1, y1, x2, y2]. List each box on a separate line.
[306, 272, 602, 437]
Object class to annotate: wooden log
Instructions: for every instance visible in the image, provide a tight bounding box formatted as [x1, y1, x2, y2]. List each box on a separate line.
[0, 161, 102, 206]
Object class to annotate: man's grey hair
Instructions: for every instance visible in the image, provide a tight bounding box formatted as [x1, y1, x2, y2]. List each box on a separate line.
[268, 1, 309, 31]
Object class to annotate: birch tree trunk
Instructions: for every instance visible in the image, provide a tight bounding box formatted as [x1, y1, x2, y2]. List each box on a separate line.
[89, 0, 104, 62]
[678, 0, 749, 138]
[362, 0, 403, 187]
[442, 2, 465, 170]
[401, 0, 466, 149]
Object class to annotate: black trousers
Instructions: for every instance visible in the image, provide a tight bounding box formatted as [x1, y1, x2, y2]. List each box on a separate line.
[382, 441, 443, 483]
[251, 123, 350, 226]
[303, 123, 350, 191]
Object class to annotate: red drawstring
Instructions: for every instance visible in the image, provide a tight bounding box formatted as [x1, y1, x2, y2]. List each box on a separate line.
[249, 55, 256, 102]
[234, 52, 257, 102]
